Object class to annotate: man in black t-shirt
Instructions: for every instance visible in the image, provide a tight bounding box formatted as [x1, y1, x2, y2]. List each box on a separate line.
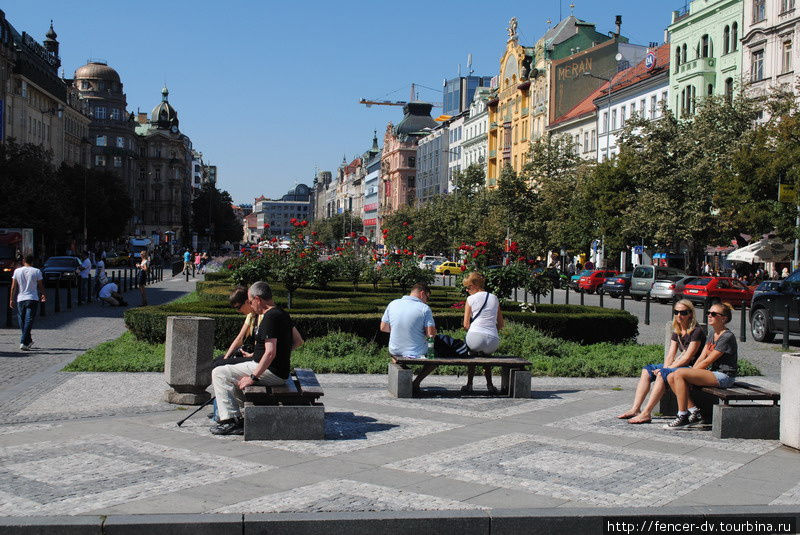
[210, 281, 297, 435]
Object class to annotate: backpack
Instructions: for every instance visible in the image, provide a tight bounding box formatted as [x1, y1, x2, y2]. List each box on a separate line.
[433, 334, 470, 358]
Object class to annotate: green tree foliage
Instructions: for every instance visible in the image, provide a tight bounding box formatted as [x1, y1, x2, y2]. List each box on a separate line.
[191, 182, 242, 245]
[59, 164, 133, 243]
[309, 211, 363, 245]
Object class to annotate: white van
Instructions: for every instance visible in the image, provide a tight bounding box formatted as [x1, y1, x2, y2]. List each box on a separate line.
[419, 255, 448, 269]
[630, 265, 686, 300]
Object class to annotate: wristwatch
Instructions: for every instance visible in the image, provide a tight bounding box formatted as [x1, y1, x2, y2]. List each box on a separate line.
[249, 374, 258, 382]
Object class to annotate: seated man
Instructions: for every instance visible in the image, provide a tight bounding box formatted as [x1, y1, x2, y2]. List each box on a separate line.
[210, 281, 298, 436]
[380, 282, 437, 393]
[98, 280, 127, 306]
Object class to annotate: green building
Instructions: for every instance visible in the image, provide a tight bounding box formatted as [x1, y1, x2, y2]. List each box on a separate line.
[668, 0, 743, 120]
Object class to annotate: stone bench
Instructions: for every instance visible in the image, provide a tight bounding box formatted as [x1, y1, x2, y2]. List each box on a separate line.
[659, 382, 780, 439]
[389, 356, 531, 398]
[242, 368, 324, 441]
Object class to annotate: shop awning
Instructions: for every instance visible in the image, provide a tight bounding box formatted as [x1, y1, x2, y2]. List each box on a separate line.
[726, 239, 792, 264]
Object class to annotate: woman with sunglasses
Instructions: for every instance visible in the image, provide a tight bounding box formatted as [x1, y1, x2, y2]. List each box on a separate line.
[619, 299, 705, 424]
[211, 287, 262, 368]
[666, 302, 738, 428]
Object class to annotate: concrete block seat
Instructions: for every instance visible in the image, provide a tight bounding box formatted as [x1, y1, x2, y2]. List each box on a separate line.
[242, 368, 324, 441]
[389, 356, 531, 399]
[659, 382, 780, 439]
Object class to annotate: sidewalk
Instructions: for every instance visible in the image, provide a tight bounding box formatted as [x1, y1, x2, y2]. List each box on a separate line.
[0, 274, 797, 526]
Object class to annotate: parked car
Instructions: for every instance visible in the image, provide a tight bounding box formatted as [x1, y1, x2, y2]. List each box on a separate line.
[680, 276, 754, 308]
[42, 256, 81, 285]
[569, 269, 594, 289]
[752, 280, 782, 299]
[435, 261, 462, 275]
[630, 265, 686, 300]
[104, 251, 130, 268]
[601, 272, 632, 297]
[536, 267, 569, 289]
[750, 273, 800, 342]
[578, 270, 620, 294]
[418, 255, 448, 270]
[671, 276, 703, 298]
[650, 274, 692, 303]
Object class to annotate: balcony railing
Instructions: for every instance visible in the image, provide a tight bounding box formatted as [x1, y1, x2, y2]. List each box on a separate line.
[675, 57, 716, 82]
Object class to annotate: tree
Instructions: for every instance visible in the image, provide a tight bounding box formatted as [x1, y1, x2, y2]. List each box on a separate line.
[59, 164, 133, 243]
[309, 211, 362, 245]
[191, 182, 242, 246]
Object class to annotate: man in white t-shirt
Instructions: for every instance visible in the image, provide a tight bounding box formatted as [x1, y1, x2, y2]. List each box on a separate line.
[10, 255, 46, 351]
[98, 281, 126, 306]
[79, 251, 91, 300]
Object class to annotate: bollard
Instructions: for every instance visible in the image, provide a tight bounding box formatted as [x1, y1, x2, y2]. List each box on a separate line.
[565, 286, 570, 304]
[185, 267, 189, 282]
[549, 288, 554, 304]
[580, 288, 584, 306]
[645, 291, 651, 326]
[5, 284, 11, 327]
[783, 303, 791, 350]
[524, 288, 528, 303]
[599, 289, 604, 308]
[87, 274, 92, 303]
[123, 269, 128, 292]
[740, 302, 747, 343]
[161, 266, 164, 281]
[192, 263, 195, 278]
[66, 279, 72, 309]
[77, 275, 83, 305]
[55, 279, 61, 313]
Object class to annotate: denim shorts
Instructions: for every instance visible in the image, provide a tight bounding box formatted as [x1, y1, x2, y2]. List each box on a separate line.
[643, 364, 664, 381]
[712, 371, 735, 388]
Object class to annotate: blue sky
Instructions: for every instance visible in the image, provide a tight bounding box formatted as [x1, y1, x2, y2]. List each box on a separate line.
[5, 0, 678, 204]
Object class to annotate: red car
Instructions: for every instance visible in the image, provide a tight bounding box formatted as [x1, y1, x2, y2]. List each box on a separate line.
[679, 277, 754, 308]
[578, 270, 620, 293]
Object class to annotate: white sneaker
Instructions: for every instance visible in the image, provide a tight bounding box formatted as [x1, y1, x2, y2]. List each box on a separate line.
[20, 344, 29, 351]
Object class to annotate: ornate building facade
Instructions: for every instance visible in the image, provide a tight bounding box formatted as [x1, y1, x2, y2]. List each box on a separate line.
[134, 87, 193, 242]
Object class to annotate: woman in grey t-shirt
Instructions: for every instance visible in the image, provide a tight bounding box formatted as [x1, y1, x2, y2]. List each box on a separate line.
[666, 302, 738, 428]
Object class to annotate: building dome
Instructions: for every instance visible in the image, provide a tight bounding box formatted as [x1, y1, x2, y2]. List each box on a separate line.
[74, 61, 121, 83]
[150, 86, 179, 130]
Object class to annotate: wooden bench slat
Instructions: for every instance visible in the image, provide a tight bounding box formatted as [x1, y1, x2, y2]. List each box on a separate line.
[269, 377, 300, 396]
[734, 382, 781, 399]
[294, 368, 324, 396]
[243, 385, 267, 396]
[393, 357, 529, 366]
[701, 382, 780, 402]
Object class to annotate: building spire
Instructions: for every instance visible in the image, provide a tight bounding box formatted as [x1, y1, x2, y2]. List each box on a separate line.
[161, 86, 169, 102]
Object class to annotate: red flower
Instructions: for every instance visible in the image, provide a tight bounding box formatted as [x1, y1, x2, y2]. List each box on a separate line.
[349, 231, 357, 238]
[402, 221, 409, 226]
[407, 235, 413, 240]
[314, 241, 323, 246]
[311, 231, 318, 236]
[418, 254, 424, 258]
[472, 251, 479, 258]
[460, 265, 466, 272]
[518, 256, 526, 262]
[300, 252, 307, 258]
[227, 264, 233, 269]
[301, 220, 308, 227]
[403, 249, 409, 254]
[290, 218, 298, 223]
[270, 237, 278, 243]
[297, 233, 304, 240]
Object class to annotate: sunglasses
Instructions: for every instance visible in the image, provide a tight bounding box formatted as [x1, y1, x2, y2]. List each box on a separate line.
[708, 311, 727, 318]
[673, 309, 691, 316]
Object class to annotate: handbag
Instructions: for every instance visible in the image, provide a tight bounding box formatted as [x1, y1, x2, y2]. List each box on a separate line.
[433, 334, 470, 358]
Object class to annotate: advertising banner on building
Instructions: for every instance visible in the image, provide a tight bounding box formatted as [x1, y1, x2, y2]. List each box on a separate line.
[550, 41, 620, 122]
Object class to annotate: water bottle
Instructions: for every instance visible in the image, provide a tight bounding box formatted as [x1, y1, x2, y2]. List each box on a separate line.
[426, 336, 435, 359]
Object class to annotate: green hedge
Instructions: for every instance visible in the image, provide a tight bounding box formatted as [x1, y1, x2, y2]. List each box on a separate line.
[204, 271, 233, 282]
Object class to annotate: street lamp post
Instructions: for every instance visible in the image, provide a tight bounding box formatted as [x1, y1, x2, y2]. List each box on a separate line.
[583, 53, 622, 162]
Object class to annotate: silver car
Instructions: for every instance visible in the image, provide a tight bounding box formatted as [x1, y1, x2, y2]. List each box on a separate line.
[650, 276, 687, 303]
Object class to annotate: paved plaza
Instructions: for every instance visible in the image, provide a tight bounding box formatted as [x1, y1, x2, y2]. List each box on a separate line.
[0, 277, 797, 526]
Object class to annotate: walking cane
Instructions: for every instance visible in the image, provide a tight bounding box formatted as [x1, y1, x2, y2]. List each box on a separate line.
[176, 396, 215, 427]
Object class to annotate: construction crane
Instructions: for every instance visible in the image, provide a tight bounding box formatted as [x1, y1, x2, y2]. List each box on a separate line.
[359, 83, 442, 108]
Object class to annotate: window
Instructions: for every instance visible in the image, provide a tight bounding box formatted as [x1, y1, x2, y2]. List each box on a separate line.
[620, 105, 626, 127]
[661, 91, 668, 105]
[753, 0, 766, 22]
[94, 106, 106, 119]
[700, 34, 711, 58]
[630, 101, 636, 117]
[95, 155, 106, 166]
[154, 168, 161, 181]
[682, 44, 687, 62]
[675, 47, 681, 70]
[591, 129, 596, 150]
[611, 109, 617, 130]
[602, 111, 608, 133]
[708, 83, 714, 95]
[752, 49, 765, 81]
[732, 23, 739, 51]
[783, 0, 796, 11]
[408, 156, 415, 168]
[80, 80, 90, 90]
[723, 26, 730, 54]
[116, 136, 125, 148]
[96, 135, 106, 146]
[640, 98, 646, 116]
[650, 95, 657, 119]
[113, 156, 122, 168]
[110, 108, 120, 120]
[725, 78, 734, 102]
[583, 132, 589, 152]
[783, 41, 793, 73]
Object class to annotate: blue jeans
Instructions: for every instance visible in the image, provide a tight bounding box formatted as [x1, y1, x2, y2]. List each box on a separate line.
[16, 299, 38, 346]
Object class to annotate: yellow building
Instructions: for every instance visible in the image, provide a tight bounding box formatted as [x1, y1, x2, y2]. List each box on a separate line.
[487, 17, 532, 186]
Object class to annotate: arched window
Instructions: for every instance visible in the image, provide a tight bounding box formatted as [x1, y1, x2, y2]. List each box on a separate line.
[708, 83, 714, 95]
[725, 78, 734, 102]
[723, 26, 730, 54]
[675, 47, 681, 70]
[732, 22, 739, 51]
[682, 44, 688, 63]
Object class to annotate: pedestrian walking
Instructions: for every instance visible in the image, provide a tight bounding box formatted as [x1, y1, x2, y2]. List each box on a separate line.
[182, 248, 192, 276]
[9, 255, 46, 351]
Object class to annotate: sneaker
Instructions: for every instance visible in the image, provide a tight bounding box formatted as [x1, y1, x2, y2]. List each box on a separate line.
[210, 418, 243, 435]
[666, 414, 691, 428]
[27, 341, 34, 349]
[688, 411, 707, 425]
[20, 344, 29, 351]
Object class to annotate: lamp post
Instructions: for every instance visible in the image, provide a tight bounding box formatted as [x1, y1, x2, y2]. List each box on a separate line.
[208, 174, 216, 252]
[583, 53, 622, 162]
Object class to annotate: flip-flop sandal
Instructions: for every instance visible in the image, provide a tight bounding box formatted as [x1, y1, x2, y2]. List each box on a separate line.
[617, 413, 638, 419]
[628, 418, 651, 424]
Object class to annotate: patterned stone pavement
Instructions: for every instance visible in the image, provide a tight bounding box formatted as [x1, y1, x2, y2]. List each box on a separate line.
[0, 372, 796, 516]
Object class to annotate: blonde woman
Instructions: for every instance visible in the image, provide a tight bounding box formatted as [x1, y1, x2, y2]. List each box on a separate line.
[619, 299, 705, 424]
[667, 302, 738, 428]
[461, 271, 504, 394]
